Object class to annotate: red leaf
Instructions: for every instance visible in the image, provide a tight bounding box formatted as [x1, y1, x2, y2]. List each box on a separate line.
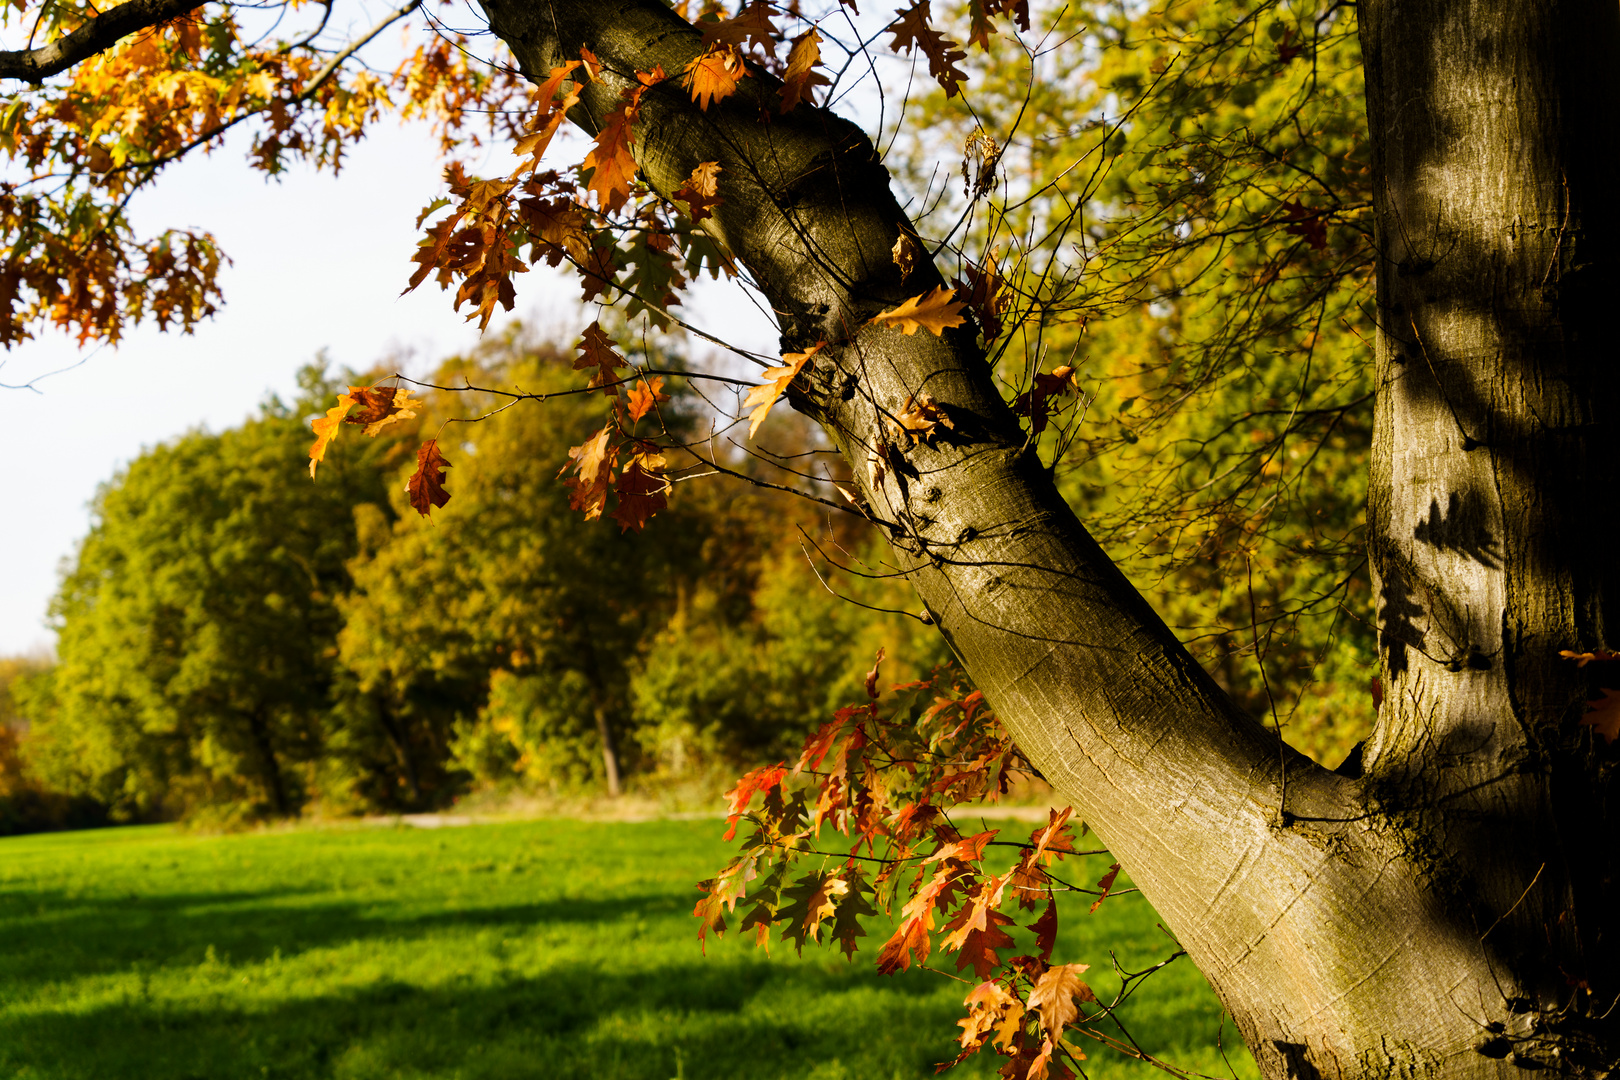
[1582, 689, 1620, 744]
[406, 439, 452, 516]
[1088, 863, 1121, 914]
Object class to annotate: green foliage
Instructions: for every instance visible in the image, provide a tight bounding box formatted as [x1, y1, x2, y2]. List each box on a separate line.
[0, 818, 1257, 1080]
[903, 0, 1375, 765]
[25, 366, 404, 823]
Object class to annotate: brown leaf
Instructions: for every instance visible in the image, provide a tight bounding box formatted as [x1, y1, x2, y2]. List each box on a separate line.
[674, 161, 724, 223]
[957, 979, 1025, 1053]
[610, 445, 670, 532]
[560, 425, 617, 520]
[406, 439, 452, 516]
[1088, 863, 1121, 913]
[891, 391, 954, 445]
[344, 386, 420, 437]
[892, 231, 919, 284]
[574, 321, 629, 394]
[871, 286, 968, 336]
[1026, 962, 1093, 1041]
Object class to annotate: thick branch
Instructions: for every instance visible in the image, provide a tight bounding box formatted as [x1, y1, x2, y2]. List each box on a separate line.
[0, 0, 206, 82]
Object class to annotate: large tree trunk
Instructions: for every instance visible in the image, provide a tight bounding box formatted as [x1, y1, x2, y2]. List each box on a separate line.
[476, 0, 1620, 1074]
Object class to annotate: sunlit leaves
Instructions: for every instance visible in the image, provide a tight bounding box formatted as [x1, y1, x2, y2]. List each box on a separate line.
[673, 162, 724, 223]
[884, 0, 968, 98]
[308, 391, 360, 478]
[780, 29, 831, 112]
[682, 44, 747, 111]
[573, 321, 629, 394]
[743, 342, 826, 438]
[870, 286, 967, 335]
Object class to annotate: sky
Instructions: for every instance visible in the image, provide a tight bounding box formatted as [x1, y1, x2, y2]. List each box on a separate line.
[0, 119, 778, 656]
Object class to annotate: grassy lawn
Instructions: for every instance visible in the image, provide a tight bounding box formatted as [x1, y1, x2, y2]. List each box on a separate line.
[0, 818, 1256, 1080]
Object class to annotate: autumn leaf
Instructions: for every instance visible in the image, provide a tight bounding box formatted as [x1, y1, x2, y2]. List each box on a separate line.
[884, 0, 968, 97]
[1027, 962, 1094, 1039]
[1560, 649, 1620, 667]
[1030, 895, 1059, 960]
[942, 876, 1017, 978]
[406, 439, 452, 516]
[580, 72, 663, 213]
[954, 254, 1006, 339]
[343, 385, 419, 437]
[744, 341, 826, 438]
[1013, 364, 1079, 435]
[626, 375, 671, 422]
[777, 872, 849, 952]
[610, 444, 670, 532]
[700, 1, 776, 52]
[683, 45, 747, 111]
[780, 29, 831, 112]
[871, 286, 967, 335]
[1088, 862, 1122, 914]
[674, 161, 724, 223]
[722, 762, 788, 840]
[891, 391, 955, 445]
[560, 425, 617, 520]
[957, 979, 1026, 1053]
[1582, 689, 1620, 744]
[573, 321, 629, 394]
[891, 230, 919, 283]
[308, 390, 358, 478]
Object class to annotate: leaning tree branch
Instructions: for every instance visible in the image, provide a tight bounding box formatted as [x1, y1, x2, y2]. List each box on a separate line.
[0, 0, 207, 82]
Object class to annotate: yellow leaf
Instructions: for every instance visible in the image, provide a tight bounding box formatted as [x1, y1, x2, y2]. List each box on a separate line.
[308, 390, 358, 478]
[1026, 962, 1093, 1040]
[682, 45, 747, 111]
[871, 286, 968, 336]
[743, 341, 825, 439]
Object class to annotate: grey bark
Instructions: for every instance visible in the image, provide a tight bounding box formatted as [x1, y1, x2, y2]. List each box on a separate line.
[472, 0, 1619, 1075]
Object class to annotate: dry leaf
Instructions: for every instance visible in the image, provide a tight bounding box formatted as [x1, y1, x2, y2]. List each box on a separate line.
[674, 161, 724, 223]
[1026, 962, 1093, 1040]
[743, 341, 825, 438]
[574, 321, 629, 394]
[406, 439, 451, 516]
[891, 392, 954, 445]
[871, 286, 968, 336]
[780, 28, 831, 112]
[683, 45, 747, 111]
[892, 231, 919, 283]
[626, 375, 671, 422]
[308, 390, 359, 478]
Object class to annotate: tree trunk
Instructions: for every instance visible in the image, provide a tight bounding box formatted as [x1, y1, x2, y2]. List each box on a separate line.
[476, 0, 1620, 1074]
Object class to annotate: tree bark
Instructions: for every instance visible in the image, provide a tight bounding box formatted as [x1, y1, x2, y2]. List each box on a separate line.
[475, 0, 1620, 1075]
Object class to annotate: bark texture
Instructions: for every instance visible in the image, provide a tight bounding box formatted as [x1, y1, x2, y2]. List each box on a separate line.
[475, 0, 1620, 1075]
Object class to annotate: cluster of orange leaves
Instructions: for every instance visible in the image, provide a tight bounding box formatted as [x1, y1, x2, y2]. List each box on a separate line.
[695, 654, 1123, 1079]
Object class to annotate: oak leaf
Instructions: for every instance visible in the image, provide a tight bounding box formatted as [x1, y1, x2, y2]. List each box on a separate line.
[345, 386, 419, 436]
[780, 29, 831, 112]
[1027, 962, 1094, 1040]
[884, 0, 968, 97]
[308, 390, 358, 478]
[891, 391, 954, 445]
[560, 425, 617, 520]
[700, 2, 776, 52]
[683, 45, 747, 111]
[674, 161, 724, 223]
[1088, 863, 1121, 913]
[610, 444, 670, 532]
[722, 762, 788, 841]
[406, 439, 452, 516]
[957, 979, 1025, 1052]
[580, 72, 663, 213]
[574, 321, 629, 394]
[891, 230, 919, 283]
[626, 375, 671, 422]
[744, 341, 826, 438]
[871, 286, 967, 335]
[1561, 649, 1620, 667]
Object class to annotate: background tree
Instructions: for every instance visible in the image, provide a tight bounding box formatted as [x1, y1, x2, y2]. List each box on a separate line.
[4, 0, 1618, 1076]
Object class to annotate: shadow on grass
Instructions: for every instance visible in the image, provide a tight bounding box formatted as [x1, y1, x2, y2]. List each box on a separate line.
[0, 958, 980, 1080]
[0, 887, 686, 987]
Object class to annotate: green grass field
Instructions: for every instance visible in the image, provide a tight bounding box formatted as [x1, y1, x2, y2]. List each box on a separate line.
[0, 818, 1256, 1080]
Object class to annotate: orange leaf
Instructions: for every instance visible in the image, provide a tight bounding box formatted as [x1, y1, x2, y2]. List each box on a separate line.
[1582, 689, 1620, 744]
[581, 75, 660, 213]
[871, 286, 968, 335]
[406, 439, 452, 516]
[1088, 862, 1121, 913]
[682, 45, 747, 111]
[344, 386, 420, 437]
[573, 321, 629, 394]
[700, 1, 776, 52]
[626, 375, 671, 422]
[722, 762, 788, 841]
[780, 29, 831, 112]
[674, 161, 724, 223]
[743, 341, 826, 438]
[308, 390, 358, 478]
[957, 980, 1026, 1053]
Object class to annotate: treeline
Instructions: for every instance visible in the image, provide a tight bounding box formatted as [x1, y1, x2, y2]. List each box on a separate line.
[3, 326, 946, 828]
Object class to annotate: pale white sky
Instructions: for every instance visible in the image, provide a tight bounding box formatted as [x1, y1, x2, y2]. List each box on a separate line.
[0, 119, 778, 655]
